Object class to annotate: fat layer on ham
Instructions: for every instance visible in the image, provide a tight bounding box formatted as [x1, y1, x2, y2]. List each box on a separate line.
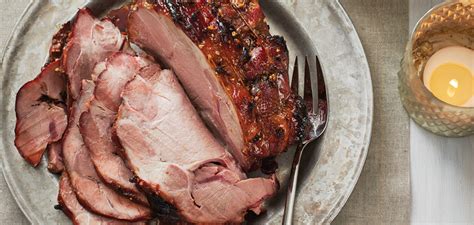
[62, 80, 151, 221]
[115, 71, 277, 224]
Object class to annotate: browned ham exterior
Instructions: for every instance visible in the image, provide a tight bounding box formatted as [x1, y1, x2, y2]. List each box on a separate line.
[128, 0, 307, 171]
[80, 53, 155, 205]
[115, 71, 277, 223]
[47, 141, 64, 174]
[108, 5, 130, 32]
[58, 173, 146, 225]
[49, 21, 71, 62]
[62, 80, 151, 221]
[62, 8, 125, 100]
[14, 60, 68, 167]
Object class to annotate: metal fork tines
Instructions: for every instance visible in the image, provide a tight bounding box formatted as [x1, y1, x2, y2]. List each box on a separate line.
[282, 55, 329, 225]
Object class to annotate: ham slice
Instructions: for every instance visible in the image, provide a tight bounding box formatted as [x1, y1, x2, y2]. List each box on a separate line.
[62, 8, 124, 100]
[14, 60, 68, 167]
[80, 53, 156, 205]
[128, 6, 246, 170]
[46, 141, 64, 174]
[62, 80, 151, 221]
[58, 173, 146, 225]
[115, 71, 277, 223]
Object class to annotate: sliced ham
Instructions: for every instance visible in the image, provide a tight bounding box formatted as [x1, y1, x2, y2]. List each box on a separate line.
[46, 141, 64, 174]
[62, 8, 124, 100]
[128, 1, 308, 171]
[62, 80, 151, 221]
[128, 6, 245, 170]
[58, 173, 146, 225]
[115, 72, 277, 223]
[14, 60, 68, 167]
[80, 53, 155, 205]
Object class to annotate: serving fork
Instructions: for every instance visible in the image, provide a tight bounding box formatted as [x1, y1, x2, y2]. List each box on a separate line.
[282, 55, 329, 225]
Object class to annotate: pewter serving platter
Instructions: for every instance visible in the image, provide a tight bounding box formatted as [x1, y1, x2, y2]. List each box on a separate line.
[0, 0, 373, 224]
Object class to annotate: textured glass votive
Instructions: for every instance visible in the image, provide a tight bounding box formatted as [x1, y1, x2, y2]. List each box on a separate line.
[399, 0, 474, 137]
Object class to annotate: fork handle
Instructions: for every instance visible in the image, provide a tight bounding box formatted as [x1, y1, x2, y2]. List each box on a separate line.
[282, 143, 306, 225]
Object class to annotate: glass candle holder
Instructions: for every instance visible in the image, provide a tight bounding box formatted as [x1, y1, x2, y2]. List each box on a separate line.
[399, 0, 474, 137]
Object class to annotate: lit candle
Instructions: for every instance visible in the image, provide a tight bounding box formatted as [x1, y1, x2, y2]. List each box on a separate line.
[422, 46, 474, 107]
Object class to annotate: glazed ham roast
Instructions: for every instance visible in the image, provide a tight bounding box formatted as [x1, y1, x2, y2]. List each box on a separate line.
[128, 0, 307, 171]
[13, 1, 309, 224]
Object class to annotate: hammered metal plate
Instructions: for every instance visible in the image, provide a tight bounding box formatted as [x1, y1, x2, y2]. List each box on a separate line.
[0, 0, 373, 224]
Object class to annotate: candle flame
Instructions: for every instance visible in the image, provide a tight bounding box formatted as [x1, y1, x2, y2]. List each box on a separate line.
[449, 79, 458, 89]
